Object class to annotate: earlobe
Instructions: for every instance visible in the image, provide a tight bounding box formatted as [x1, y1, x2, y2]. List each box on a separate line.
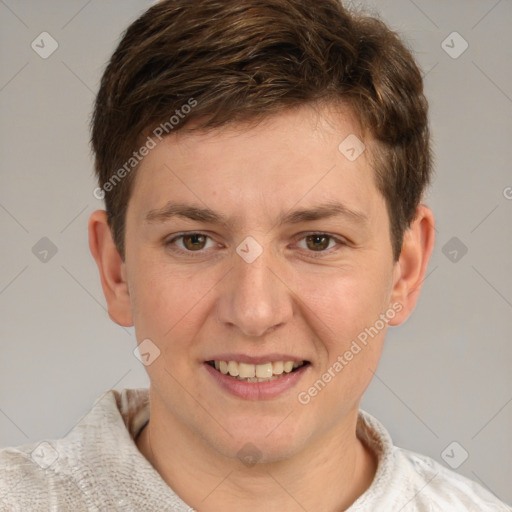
[388, 205, 435, 326]
[88, 210, 134, 327]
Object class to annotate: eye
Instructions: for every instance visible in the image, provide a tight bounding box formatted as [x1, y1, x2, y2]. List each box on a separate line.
[165, 231, 347, 257]
[166, 232, 217, 253]
[296, 233, 346, 255]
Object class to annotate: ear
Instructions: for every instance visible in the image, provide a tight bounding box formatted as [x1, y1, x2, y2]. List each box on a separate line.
[88, 210, 133, 327]
[388, 204, 435, 326]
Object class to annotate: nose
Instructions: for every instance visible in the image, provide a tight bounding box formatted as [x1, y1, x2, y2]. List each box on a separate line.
[215, 244, 294, 338]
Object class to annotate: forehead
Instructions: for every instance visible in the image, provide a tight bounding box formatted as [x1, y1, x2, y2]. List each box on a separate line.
[128, 104, 385, 230]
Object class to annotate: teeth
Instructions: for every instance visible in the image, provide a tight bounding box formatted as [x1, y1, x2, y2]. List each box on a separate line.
[255, 362, 273, 379]
[283, 361, 294, 373]
[211, 359, 305, 381]
[272, 361, 284, 375]
[227, 361, 239, 377]
[219, 361, 228, 375]
[238, 362, 255, 379]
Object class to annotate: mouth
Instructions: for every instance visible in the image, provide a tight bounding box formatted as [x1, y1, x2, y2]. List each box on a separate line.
[205, 359, 311, 383]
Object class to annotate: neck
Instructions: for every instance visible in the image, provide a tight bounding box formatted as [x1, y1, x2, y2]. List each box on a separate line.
[136, 394, 377, 512]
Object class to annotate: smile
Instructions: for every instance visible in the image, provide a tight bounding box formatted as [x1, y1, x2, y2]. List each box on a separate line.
[206, 360, 309, 383]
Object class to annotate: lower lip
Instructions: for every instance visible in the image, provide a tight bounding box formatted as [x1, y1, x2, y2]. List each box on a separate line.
[203, 363, 310, 400]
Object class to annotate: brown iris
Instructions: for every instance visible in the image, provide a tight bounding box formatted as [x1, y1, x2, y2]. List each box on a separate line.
[182, 234, 207, 250]
[305, 234, 330, 251]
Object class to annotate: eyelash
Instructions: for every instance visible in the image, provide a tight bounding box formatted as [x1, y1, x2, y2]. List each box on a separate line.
[165, 232, 347, 258]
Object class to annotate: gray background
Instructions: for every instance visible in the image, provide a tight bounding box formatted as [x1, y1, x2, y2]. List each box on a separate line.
[1, 0, 511, 505]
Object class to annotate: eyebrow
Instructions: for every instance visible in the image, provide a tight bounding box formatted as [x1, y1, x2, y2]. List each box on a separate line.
[144, 200, 369, 227]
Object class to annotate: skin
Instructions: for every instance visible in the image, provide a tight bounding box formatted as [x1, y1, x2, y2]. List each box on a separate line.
[89, 103, 435, 511]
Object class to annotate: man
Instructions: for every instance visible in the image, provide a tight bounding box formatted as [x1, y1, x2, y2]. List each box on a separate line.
[1, 0, 510, 510]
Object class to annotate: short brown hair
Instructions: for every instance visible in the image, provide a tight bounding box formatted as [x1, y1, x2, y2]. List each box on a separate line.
[91, 0, 432, 261]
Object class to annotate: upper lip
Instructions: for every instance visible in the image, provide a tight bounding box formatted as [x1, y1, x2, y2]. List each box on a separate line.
[205, 354, 309, 365]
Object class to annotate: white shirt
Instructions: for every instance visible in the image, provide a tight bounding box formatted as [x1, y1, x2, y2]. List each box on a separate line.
[0, 388, 509, 511]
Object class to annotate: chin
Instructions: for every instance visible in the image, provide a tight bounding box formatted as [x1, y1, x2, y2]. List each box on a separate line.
[212, 424, 307, 464]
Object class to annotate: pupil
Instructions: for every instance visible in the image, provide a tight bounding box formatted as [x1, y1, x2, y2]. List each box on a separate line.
[308, 235, 328, 251]
[185, 234, 205, 250]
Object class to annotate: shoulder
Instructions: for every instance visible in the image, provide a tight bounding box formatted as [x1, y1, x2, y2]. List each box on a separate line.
[0, 441, 88, 510]
[0, 390, 120, 510]
[0, 389, 151, 511]
[392, 446, 511, 511]
[355, 410, 510, 511]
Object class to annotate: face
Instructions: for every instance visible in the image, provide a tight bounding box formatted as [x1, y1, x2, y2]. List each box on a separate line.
[122, 104, 402, 462]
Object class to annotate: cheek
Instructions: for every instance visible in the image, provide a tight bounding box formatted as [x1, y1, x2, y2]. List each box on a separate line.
[295, 265, 392, 342]
[296, 271, 389, 415]
[129, 257, 203, 340]
[128, 256, 228, 370]
[293, 264, 391, 401]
